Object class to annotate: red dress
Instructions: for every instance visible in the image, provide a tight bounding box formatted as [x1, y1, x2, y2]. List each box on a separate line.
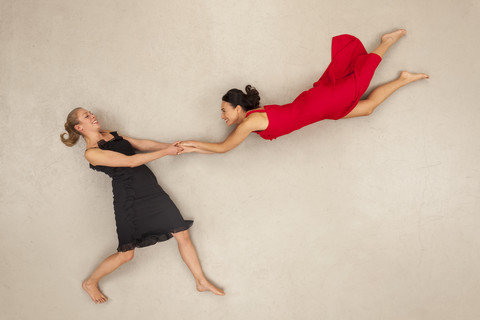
[246, 34, 381, 140]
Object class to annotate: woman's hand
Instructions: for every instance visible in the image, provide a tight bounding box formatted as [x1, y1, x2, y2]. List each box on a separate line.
[178, 146, 198, 154]
[174, 141, 214, 154]
[178, 140, 197, 148]
[165, 144, 183, 155]
[174, 141, 197, 154]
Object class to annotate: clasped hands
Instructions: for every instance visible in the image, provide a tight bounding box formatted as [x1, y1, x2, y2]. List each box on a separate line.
[165, 141, 198, 155]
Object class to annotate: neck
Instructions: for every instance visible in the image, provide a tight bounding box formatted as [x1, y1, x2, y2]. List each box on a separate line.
[83, 130, 105, 146]
[238, 110, 247, 122]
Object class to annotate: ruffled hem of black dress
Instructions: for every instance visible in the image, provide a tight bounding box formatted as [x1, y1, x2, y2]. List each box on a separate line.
[117, 220, 194, 252]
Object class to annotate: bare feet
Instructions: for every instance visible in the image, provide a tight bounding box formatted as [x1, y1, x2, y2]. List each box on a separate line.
[399, 71, 430, 83]
[382, 29, 407, 44]
[82, 280, 108, 304]
[196, 279, 225, 296]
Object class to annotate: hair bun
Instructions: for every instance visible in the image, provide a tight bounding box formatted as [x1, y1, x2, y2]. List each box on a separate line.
[222, 85, 261, 112]
[245, 85, 260, 109]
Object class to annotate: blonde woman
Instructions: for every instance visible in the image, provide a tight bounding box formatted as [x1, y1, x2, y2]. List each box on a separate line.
[61, 108, 224, 304]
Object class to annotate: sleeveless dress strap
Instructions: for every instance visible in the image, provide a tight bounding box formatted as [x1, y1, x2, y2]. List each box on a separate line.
[94, 131, 120, 149]
[246, 109, 266, 117]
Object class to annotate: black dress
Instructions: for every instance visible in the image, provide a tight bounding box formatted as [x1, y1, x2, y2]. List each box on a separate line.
[89, 131, 193, 252]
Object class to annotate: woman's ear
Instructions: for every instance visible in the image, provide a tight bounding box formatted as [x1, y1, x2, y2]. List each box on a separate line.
[74, 124, 82, 133]
[235, 105, 243, 113]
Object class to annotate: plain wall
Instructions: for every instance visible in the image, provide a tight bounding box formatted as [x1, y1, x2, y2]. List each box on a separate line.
[1, 0, 479, 319]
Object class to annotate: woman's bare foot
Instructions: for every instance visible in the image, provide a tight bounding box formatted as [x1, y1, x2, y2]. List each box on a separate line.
[196, 279, 225, 296]
[82, 280, 108, 304]
[382, 29, 407, 44]
[399, 71, 430, 83]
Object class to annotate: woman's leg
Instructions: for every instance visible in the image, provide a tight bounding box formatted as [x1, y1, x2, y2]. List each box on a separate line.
[343, 29, 430, 119]
[82, 249, 135, 304]
[172, 230, 225, 295]
[372, 29, 407, 58]
[343, 71, 429, 118]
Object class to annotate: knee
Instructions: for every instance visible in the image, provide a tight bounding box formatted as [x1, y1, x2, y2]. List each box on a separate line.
[118, 249, 135, 263]
[172, 230, 190, 244]
[364, 107, 374, 116]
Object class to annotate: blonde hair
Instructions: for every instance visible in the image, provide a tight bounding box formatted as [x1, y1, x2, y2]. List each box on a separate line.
[60, 107, 82, 147]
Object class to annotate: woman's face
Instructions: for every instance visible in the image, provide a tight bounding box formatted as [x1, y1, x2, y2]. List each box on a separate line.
[74, 108, 101, 134]
[221, 101, 243, 126]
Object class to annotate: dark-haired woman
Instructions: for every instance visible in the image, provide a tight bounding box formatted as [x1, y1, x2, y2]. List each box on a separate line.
[60, 108, 225, 303]
[178, 30, 429, 153]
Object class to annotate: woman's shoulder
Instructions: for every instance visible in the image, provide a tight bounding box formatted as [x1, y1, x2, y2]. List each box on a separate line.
[84, 130, 117, 154]
[84, 146, 102, 159]
[245, 108, 267, 120]
[243, 109, 268, 131]
[84, 147, 99, 166]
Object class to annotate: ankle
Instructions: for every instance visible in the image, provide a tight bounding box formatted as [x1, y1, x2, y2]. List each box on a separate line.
[84, 278, 99, 286]
[196, 277, 208, 285]
[398, 74, 412, 84]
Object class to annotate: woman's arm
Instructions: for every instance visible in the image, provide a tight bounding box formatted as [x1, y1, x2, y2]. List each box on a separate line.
[179, 115, 266, 154]
[180, 122, 251, 153]
[85, 144, 182, 167]
[122, 136, 172, 152]
[178, 145, 215, 154]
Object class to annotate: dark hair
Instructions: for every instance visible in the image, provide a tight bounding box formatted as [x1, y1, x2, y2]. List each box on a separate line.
[222, 85, 260, 112]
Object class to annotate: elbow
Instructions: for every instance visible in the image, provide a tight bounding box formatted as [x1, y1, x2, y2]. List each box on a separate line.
[217, 143, 231, 154]
[221, 145, 236, 153]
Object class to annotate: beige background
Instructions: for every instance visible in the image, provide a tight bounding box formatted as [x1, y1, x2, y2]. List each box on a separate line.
[1, 0, 479, 319]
